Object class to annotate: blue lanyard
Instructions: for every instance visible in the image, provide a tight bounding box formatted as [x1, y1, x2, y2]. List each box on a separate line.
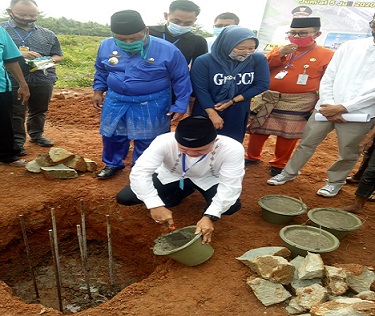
[8, 21, 33, 46]
[162, 32, 180, 46]
[179, 153, 207, 190]
[284, 44, 317, 69]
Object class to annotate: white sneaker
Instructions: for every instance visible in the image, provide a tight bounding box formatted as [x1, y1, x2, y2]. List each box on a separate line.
[267, 173, 296, 185]
[316, 184, 343, 197]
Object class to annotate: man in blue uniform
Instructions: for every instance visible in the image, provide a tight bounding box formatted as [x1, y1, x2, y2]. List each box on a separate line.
[93, 10, 192, 179]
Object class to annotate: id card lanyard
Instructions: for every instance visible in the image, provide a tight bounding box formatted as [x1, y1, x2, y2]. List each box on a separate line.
[179, 153, 207, 190]
[8, 21, 33, 51]
[275, 44, 317, 80]
[162, 32, 180, 45]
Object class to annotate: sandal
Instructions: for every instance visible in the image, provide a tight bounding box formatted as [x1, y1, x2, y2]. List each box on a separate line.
[5, 159, 28, 167]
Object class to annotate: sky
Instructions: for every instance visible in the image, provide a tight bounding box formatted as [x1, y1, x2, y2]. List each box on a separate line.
[0, 0, 268, 33]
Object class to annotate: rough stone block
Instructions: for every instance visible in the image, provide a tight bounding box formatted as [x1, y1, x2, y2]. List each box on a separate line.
[35, 153, 55, 167]
[246, 276, 292, 306]
[64, 155, 87, 172]
[84, 158, 98, 172]
[247, 255, 295, 285]
[25, 159, 41, 173]
[298, 252, 324, 280]
[324, 265, 348, 296]
[310, 297, 375, 316]
[49, 147, 75, 163]
[296, 283, 328, 309]
[40, 164, 78, 180]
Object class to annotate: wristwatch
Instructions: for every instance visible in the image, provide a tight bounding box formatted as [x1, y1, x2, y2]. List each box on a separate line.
[204, 214, 219, 222]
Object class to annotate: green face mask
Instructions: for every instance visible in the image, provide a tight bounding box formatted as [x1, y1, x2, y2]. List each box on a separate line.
[114, 33, 146, 54]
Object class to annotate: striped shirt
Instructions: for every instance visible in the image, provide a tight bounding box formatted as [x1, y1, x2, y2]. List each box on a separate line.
[0, 20, 63, 85]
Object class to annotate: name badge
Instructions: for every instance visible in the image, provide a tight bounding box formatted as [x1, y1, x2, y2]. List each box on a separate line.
[274, 70, 288, 80]
[297, 74, 309, 85]
[179, 177, 184, 190]
[19, 46, 29, 52]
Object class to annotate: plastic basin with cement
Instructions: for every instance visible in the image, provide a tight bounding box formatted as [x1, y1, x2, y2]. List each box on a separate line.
[153, 225, 214, 266]
[307, 208, 362, 239]
[258, 195, 307, 224]
[279, 225, 340, 257]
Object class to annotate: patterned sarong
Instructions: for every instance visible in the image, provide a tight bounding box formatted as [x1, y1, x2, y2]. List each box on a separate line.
[100, 88, 172, 140]
[247, 90, 318, 139]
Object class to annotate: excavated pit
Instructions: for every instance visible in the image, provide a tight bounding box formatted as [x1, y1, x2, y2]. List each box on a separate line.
[0, 199, 165, 314]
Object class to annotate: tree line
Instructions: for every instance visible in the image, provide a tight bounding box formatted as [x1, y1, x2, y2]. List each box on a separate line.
[0, 14, 212, 37]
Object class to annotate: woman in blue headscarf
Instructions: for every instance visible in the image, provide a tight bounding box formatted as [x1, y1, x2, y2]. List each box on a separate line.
[191, 25, 270, 143]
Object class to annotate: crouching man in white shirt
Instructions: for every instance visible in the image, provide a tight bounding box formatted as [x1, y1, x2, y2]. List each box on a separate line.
[116, 115, 245, 244]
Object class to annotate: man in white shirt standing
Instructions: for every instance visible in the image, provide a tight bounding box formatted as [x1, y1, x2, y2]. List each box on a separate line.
[116, 115, 245, 244]
[267, 14, 375, 198]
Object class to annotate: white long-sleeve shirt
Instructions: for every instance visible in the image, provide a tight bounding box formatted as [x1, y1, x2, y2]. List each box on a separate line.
[129, 132, 245, 218]
[316, 37, 375, 117]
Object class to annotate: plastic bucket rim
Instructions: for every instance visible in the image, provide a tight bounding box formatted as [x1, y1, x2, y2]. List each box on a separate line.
[153, 226, 204, 256]
[307, 208, 362, 232]
[258, 194, 307, 216]
[279, 224, 340, 253]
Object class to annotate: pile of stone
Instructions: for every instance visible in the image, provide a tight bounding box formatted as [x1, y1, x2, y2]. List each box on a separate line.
[237, 247, 375, 315]
[25, 147, 97, 180]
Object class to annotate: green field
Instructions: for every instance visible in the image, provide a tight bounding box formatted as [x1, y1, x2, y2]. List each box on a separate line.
[55, 35, 106, 88]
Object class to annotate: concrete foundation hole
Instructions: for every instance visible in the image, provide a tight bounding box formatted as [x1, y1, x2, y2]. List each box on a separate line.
[0, 202, 157, 314]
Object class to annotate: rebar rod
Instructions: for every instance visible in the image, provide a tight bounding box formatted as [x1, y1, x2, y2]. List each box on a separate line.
[77, 224, 92, 298]
[19, 215, 39, 298]
[50, 208, 62, 287]
[48, 229, 63, 312]
[79, 199, 88, 262]
[106, 215, 115, 287]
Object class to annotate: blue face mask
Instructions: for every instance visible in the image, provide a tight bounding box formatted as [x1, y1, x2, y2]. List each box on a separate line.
[213, 27, 224, 37]
[167, 22, 192, 36]
[114, 33, 146, 54]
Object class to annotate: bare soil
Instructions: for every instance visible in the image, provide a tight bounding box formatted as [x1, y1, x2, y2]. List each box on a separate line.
[0, 87, 373, 316]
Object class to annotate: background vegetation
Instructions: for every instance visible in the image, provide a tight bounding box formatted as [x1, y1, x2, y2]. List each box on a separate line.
[0, 14, 212, 88]
[55, 35, 104, 88]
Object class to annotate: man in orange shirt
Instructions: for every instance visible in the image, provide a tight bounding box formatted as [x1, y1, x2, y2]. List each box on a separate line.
[246, 17, 334, 176]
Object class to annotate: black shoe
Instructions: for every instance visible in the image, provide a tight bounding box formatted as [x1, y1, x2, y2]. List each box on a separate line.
[30, 137, 54, 147]
[346, 176, 360, 184]
[18, 148, 27, 156]
[245, 159, 261, 165]
[97, 166, 120, 180]
[269, 166, 283, 176]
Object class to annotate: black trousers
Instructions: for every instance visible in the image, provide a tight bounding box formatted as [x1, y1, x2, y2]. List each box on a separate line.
[356, 148, 375, 198]
[0, 91, 19, 163]
[352, 142, 375, 180]
[116, 173, 241, 216]
[12, 83, 54, 147]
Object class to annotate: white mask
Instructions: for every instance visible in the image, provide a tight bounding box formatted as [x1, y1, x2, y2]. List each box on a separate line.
[229, 51, 251, 62]
[167, 22, 192, 36]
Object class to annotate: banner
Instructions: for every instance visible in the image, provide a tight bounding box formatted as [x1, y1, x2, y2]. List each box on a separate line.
[257, 0, 374, 52]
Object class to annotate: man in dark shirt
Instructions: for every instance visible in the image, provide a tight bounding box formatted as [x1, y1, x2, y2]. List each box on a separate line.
[148, 0, 207, 66]
[1, 0, 63, 155]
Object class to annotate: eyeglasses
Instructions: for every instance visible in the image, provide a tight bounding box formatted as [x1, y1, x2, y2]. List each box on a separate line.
[286, 31, 314, 37]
